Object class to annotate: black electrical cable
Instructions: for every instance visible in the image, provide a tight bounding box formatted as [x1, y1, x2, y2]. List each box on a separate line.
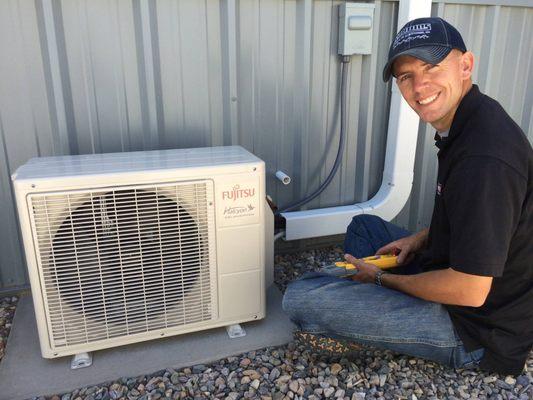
[277, 55, 351, 214]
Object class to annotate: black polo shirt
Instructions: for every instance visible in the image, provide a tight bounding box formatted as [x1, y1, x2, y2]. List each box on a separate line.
[421, 85, 533, 375]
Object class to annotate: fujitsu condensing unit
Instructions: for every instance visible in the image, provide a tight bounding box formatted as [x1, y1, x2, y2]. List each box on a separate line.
[12, 146, 267, 358]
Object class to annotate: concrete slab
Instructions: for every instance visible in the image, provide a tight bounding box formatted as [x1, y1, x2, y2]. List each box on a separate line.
[0, 286, 295, 400]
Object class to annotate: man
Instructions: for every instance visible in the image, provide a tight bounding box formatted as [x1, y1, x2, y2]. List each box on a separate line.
[283, 17, 532, 375]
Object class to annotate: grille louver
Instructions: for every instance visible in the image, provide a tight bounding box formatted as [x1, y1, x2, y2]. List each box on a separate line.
[29, 181, 216, 349]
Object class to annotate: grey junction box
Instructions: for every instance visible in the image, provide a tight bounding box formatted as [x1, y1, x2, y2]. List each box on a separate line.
[338, 3, 375, 56]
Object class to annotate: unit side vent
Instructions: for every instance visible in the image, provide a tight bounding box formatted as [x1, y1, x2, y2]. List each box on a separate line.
[28, 181, 216, 349]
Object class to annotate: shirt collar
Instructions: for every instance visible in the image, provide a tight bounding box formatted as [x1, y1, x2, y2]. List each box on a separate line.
[434, 84, 485, 150]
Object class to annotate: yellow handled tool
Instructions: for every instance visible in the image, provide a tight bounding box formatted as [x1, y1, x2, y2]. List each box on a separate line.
[335, 254, 399, 270]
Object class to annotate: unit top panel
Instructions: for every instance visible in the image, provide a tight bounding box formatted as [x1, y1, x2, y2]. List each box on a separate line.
[13, 146, 262, 181]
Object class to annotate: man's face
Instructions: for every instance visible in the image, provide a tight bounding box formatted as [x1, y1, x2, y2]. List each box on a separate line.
[392, 50, 473, 131]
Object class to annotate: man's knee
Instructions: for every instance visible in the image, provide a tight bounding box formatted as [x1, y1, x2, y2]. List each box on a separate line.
[282, 275, 333, 316]
[346, 214, 384, 234]
[344, 215, 386, 257]
[282, 278, 314, 314]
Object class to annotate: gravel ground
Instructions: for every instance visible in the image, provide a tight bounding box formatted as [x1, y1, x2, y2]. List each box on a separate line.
[0, 295, 18, 362]
[1, 246, 531, 399]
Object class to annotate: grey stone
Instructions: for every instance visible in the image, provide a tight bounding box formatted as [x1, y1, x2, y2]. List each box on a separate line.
[289, 380, 299, 393]
[293, 370, 307, 379]
[192, 364, 207, 374]
[226, 392, 240, 400]
[482, 384, 493, 395]
[516, 375, 530, 387]
[250, 379, 260, 390]
[369, 374, 380, 386]
[483, 376, 498, 384]
[109, 384, 123, 400]
[269, 368, 281, 381]
[258, 387, 270, 396]
[401, 381, 414, 390]
[170, 373, 181, 385]
[378, 365, 390, 375]
[496, 380, 513, 391]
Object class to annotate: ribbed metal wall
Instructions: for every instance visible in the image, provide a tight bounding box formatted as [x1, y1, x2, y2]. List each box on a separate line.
[0, 0, 531, 290]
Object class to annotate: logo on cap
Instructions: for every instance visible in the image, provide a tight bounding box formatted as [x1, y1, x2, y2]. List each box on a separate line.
[393, 23, 432, 49]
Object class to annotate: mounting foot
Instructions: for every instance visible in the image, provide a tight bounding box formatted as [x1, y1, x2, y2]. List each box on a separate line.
[226, 324, 246, 339]
[71, 352, 92, 369]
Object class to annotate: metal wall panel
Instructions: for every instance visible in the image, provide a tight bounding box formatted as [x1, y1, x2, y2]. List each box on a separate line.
[0, 0, 531, 290]
[234, 0, 398, 211]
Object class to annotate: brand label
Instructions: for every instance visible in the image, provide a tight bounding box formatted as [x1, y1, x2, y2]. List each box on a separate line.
[222, 185, 256, 202]
[223, 204, 256, 217]
[217, 177, 260, 227]
[393, 23, 432, 49]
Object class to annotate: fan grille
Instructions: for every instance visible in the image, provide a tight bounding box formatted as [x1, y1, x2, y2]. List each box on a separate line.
[29, 181, 216, 349]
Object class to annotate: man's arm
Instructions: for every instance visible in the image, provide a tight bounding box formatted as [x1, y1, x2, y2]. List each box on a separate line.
[381, 268, 492, 307]
[344, 254, 492, 307]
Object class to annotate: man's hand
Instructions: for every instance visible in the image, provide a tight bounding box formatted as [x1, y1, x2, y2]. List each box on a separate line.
[344, 254, 380, 284]
[376, 228, 429, 265]
[345, 253, 492, 307]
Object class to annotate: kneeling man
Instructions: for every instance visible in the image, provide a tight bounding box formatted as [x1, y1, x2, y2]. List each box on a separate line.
[283, 17, 532, 375]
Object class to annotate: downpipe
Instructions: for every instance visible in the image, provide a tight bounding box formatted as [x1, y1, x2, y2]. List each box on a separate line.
[281, 0, 432, 241]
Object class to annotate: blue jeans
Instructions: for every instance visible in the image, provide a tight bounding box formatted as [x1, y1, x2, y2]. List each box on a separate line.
[282, 215, 484, 369]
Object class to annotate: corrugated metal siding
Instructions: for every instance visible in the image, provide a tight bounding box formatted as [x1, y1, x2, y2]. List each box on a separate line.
[0, 0, 531, 290]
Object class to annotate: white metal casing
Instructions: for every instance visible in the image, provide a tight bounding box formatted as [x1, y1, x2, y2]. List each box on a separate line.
[12, 146, 267, 358]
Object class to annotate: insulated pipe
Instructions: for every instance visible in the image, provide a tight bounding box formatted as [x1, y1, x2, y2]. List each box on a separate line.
[276, 170, 292, 185]
[281, 0, 432, 241]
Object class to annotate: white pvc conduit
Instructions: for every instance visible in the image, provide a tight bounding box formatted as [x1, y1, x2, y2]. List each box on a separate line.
[281, 0, 432, 240]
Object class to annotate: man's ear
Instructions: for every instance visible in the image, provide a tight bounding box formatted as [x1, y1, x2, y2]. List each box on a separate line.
[460, 51, 474, 80]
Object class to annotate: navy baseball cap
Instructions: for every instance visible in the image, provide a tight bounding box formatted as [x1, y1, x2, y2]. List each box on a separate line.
[382, 17, 467, 82]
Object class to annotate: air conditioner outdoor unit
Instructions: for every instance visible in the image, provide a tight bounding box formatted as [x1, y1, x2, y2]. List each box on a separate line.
[12, 146, 268, 358]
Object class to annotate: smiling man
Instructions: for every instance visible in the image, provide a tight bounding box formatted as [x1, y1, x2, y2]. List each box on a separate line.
[283, 18, 532, 375]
